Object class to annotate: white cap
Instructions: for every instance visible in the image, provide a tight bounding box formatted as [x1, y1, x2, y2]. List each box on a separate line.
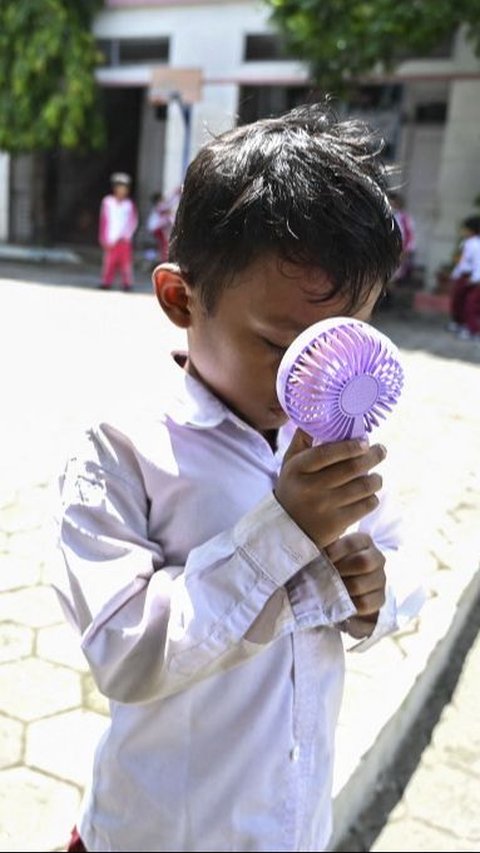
[110, 172, 131, 186]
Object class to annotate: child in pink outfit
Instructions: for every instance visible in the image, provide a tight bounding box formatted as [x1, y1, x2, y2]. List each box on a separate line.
[99, 173, 138, 291]
[146, 191, 173, 263]
[448, 215, 480, 340]
[389, 192, 416, 283]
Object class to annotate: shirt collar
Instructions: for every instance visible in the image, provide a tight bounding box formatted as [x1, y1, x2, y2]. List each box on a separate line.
[164, 353, 287, 462]
[164, 352, 232, 429]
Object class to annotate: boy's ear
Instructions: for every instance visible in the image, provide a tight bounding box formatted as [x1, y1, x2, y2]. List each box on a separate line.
[152, 263, 193, 329]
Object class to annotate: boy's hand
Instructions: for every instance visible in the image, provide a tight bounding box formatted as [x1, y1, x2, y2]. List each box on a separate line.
[274, 429, 386, 550]
[325, 532, 386, 619]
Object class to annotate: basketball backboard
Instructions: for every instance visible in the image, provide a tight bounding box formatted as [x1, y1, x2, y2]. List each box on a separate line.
[149, 68, 203, 106]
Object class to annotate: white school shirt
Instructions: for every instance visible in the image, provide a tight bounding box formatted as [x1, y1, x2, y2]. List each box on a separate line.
[55, 356, 422, 853]
[99, 195, 138, 245]
[452, 234, 480, 283]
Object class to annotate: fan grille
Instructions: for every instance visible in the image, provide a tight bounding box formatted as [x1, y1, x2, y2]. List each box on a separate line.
[278, 320, 404, 441]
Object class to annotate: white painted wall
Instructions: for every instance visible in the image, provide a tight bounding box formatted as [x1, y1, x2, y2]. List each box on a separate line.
[94, 5, 480, 284]
[94, 1, 307, 192]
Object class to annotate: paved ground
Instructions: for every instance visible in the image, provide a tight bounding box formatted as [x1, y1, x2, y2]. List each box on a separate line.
[334, 587, 480, 852]
[0, 256, 479, 852]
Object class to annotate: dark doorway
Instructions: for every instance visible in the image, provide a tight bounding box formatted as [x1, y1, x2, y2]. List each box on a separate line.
[50, 86, 142, 245]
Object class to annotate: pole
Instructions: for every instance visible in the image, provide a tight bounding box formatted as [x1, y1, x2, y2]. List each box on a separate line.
[172, 93, 192, 180]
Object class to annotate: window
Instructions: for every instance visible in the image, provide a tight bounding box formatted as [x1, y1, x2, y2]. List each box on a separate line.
[414, 102, 447, 124]
[238, 86, 316, 124]
[97, 38, 170, 66]
[244, 34, 294, 62]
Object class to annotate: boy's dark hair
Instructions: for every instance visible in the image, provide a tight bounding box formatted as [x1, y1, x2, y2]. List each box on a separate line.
[170, 101, 402, 313]
[462, 216, 480, 235]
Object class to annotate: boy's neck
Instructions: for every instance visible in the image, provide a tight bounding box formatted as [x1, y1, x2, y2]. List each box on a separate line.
[174, 353, 278, 449]
[262, 430, 278, 451]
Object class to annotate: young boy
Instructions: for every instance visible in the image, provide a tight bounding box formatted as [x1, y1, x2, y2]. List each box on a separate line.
[56, 102, 423, 852]
[98, 172, 138, 291]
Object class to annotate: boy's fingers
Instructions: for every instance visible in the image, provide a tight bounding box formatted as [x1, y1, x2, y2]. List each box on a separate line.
[331, 494, 380, 539]
[282, 428, 313, 463]
[319, 445, 386, 487]
[352, 589, 386, 616]
[325, 532, 372, 563]
[331, 472, 383, 508]
[295, 438, 379, 474]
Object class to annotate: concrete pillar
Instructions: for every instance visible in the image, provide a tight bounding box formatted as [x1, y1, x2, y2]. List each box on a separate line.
[426, 80, 480, 288]
[162, 82, 238, 195]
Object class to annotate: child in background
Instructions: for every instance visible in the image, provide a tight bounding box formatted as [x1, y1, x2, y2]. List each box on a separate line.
[447, 215, 480, 340]
[57, 102, 424, 853]
[98, 172, 138, 291]
[389, 191, 416, 283]
[146, 191, 173, 262]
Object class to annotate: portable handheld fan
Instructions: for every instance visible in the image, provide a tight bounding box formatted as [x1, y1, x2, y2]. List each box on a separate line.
[276, 317, 404, 443]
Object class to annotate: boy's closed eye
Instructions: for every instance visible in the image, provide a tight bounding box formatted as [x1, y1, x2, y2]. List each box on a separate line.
[261, 337, 288, 355]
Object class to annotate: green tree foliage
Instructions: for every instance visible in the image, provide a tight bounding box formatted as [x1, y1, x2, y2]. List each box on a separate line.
[0, 0, 105, 152]
[265, 0, 480, 92]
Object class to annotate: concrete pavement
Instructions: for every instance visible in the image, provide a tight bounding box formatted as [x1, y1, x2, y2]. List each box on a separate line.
[359, 602, 480, 852]
[0, 257, 479, 851]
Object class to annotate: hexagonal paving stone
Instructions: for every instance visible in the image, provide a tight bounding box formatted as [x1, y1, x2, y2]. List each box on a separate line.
[0, 528, 11, 551]
[0, 586, 63, 628]
[37, 623, 88, 672]
[5, 528, 53, 562]
[0, 623, 34, 663]
[371, 815, 480, 853]
[0, 498, 47, 535]
[0, 552, 42, 591]
[26, 708, 109, 786]
[0, 714, 24, 768]
[404, 761, 480, 841]
[0, 766, 80, 852]
[0, 658, 81, 721]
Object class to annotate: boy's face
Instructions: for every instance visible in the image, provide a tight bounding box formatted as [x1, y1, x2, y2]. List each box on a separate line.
[182, 255, 382, 433]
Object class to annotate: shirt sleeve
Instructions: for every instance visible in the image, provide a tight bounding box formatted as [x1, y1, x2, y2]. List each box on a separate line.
[55, 423, 336, 704]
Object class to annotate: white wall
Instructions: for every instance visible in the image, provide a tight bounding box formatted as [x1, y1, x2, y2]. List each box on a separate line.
[94, 4, 480, 283]
[94, 1, 307, 192]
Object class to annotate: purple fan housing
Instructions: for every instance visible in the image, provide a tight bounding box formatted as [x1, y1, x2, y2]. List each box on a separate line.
[276, 317, 404, 442]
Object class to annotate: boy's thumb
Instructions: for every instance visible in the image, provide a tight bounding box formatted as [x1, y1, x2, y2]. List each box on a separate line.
[282, 428, 313, 463]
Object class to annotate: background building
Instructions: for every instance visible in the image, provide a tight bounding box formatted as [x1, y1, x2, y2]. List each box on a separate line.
[4, 0, 480, 288]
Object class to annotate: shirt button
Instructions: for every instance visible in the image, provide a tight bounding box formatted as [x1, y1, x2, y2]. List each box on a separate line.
[290, 745, 300, 762]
